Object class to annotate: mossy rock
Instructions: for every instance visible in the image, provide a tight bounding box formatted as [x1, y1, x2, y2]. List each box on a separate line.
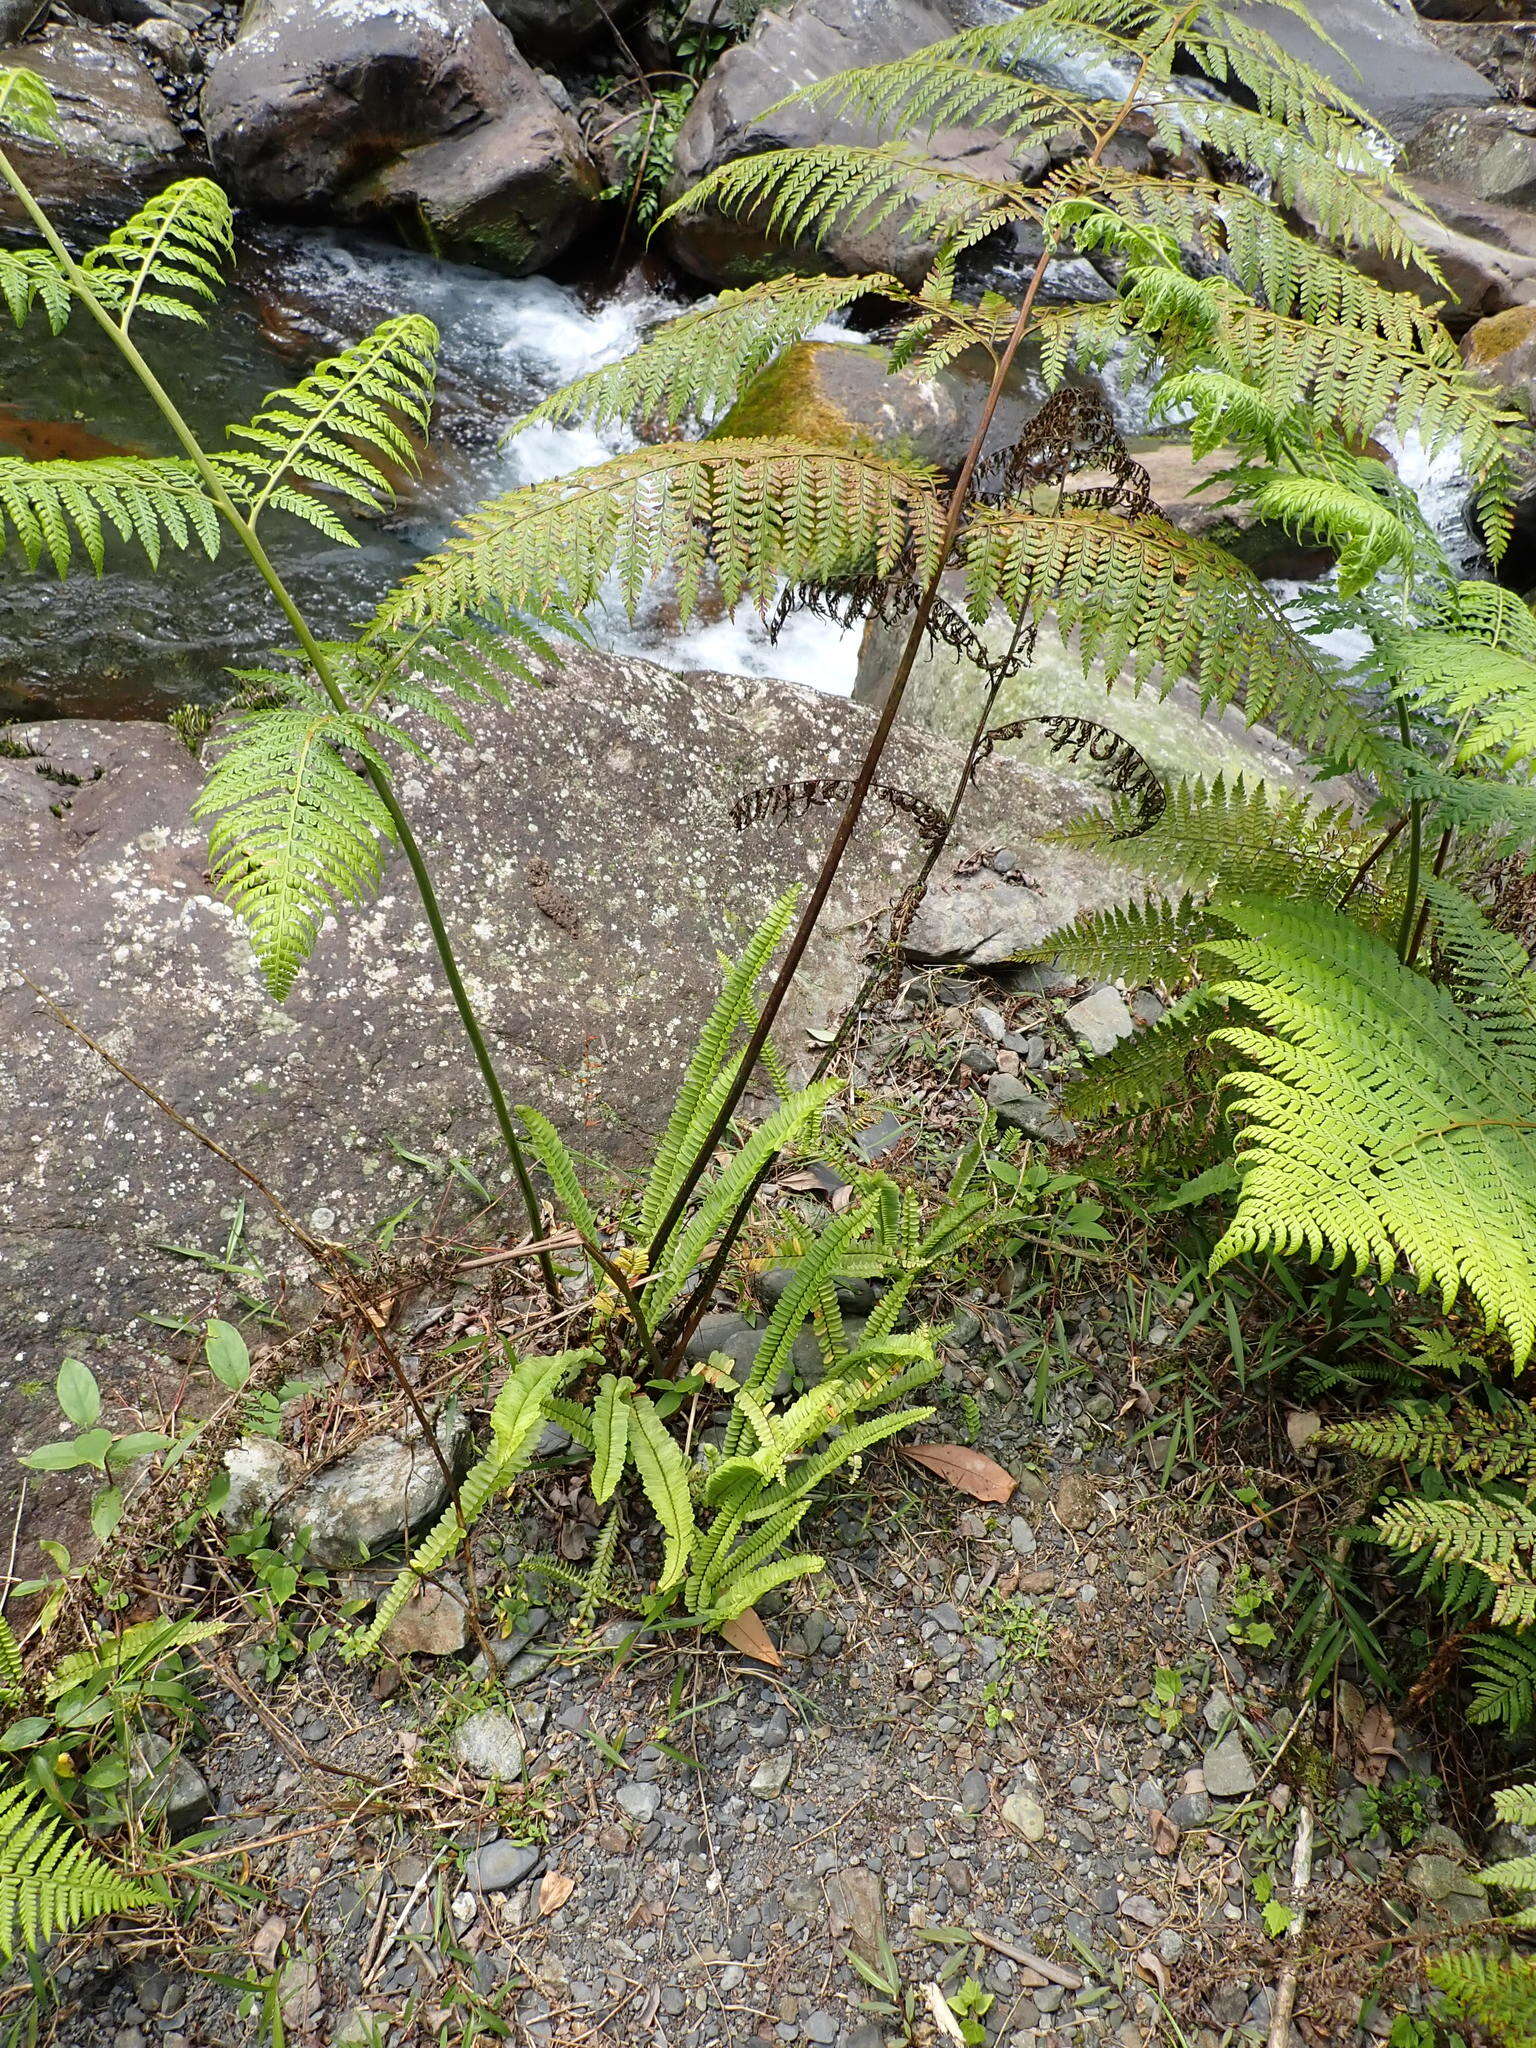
[1463, 302, 1536, 412]
[713, 341, 972, 469]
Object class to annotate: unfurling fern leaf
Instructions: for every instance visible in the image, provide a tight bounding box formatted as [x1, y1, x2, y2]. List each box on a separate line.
[80, 181, 235, 332]
[214, 315, 439, 541]
[0, 1780, 158, 1958]
[1204, 895, 1536, 1362]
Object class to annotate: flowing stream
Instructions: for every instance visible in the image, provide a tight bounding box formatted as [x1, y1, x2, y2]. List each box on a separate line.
[0, 223, 1477, 722]
[0, 227, 867, 720]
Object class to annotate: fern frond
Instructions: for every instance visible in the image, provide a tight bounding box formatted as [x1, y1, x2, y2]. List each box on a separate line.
[1047, 892, 1213, 988]
[1496, 1782, 1536, 1828]
[1467, 1632, 1536, 1731]
[1373, 1495, 1536, 1628]
[960, 507, 1383, 770]
[1250, 475, 1418, 597]
[590, 1376, 634, 1506]
[509, 275, 896, 439]
[1319, 1400, 1536, 1482]
[662, 143, 1038, 264]
[346, 1350, 588, 1657]
[1385, 631, 1536, 766]
[194, 682, 401, 1002]
[80, 180, 235, 332]
[515, 1104, 603, 1249]
[0, 1621, 21, 1704]
[375, 441, 945, 634]
[0, 248, 68, 332]
[0, 1782, 157, 1958]
[0, 67, 59, 143]
[1207, 897, 1536, 1362]
[1429, 1947, 1536, 2040]
[626, 1393, 695, 1592]
[211, 314, 437, 540]
[639, 888, 798, 1239]
[1061, 987, 1220, 1115]
[0, 456, 220, 575]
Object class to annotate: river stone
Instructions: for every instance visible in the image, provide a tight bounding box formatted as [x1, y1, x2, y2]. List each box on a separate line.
[203, 0, 601, 271]
[1356, 182, 1536, 328]
[664, 0, 1024, 288]
[1463, 301, 1536, 412]
[466, 1839, 544, 1891]
[275, 1408, 468, 1566]
[1242, 0, 1494, 142]
[1408, 104, 1536, 215]
[1202, 1730, 1257, 1799]
[716, 342, 973, 470]
[1062, 984, 1135, 1057]
[452, 1709, 525, 1781]
[0, 649, 1134, 1568]
[1002, 1787, 1048, 1841]
[125, 1731, 213, 1836]
[0, 26, 185, 232]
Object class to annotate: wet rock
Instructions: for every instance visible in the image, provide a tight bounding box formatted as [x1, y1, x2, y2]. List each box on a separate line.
[453, 1710, 525, 1781]
[1359, 181, 1536, 327]
[1002, 1787, 1048, 1841]
[1463, 300, 1536, 412]
[0, 26, 185, 232]
[665, 0, 1025, 287]
[1409, 103, 1536, 214]
[277, 1408, 468, 1566]
[487, 0, 632, 55]
[1249, 0, 1493, 141]
[0, 1, 44, 39]
[203, 0, 601, 271]
[381, 1579, 471, 1658]
[1202, 1730, 1257, 1799]
[716, 341, 974, 470]
[1063, 985, 1135, 1057]
[465, 1839, 544, 1891]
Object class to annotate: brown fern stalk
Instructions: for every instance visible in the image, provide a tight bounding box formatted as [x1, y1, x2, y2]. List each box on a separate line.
[644, 25, 1189, 1272]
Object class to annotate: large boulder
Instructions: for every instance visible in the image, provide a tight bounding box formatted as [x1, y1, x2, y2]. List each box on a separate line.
[1244, 0, 1495, 143]
[715, 340, 973, 467]
[0, 646, 1128, 1456]
[1407, 104, 1536, 213]
[485, 0, 634, 57]
[203, 0, 602, 270]
[0, 26, 185, 233]
[1356, 182, 1536, 327]
[663, 0, 1029, 287]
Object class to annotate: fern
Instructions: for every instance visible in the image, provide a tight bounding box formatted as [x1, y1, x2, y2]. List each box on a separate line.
[1428, 1947, 1536, 2046]
[0, 65, 58, 143]
[1202, 896, 1536, 1361]
[344, 1349, 590, 1658]
[0, 1782, 158, 1958]
[214, 315, 438, 541]
[0, 456, 220, 576]
[374, 441, 946, 634]
[1372, 1495, 1536, 1629]
[1467, 1633, 1536, 1731]
[1320, 1400, 1536, 1483]
[80, 181, 234, 332]
[0, 1619, 20, 1705]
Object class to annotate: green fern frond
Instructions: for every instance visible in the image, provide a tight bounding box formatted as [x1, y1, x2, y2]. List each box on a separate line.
[1428, 1946, 1536, 2041]
[80, 180, 234, 332]
[508, 275, 896, 439]
[515, 1104, 602, 1249]
[375, 441, 945, 635]
[1496, 1783, 1536, 1829]
[214, 314, 438, 540]
[1047, 892, 1213, 988]
[194, 682, 401, 1002]
[346, 1349, 588, 1658]
[960, 508, 1383, 770]
[0, 1620, 21, 1703]
[1061, 987, 1220, 1117]
[590, 1376, 635, 1506]
[662, 143, 1037, 264]
[0, 1781, 158, 1958]
[639, 888, 799, 1240]
[0, 247, 68, 332]
[1250, 474, 1419, 597]
[1467, 1632, 1536, 1731]
[1385, 630, 1536, 765]
[1206, 896, 1536, 1361]
[0, 67, 59, 143]
[1373, 1494, 1536, 1628]
[626, 1393, 695, 1592]
[0, 456, 220, 575]
[1318, 1399, 1536, 1482]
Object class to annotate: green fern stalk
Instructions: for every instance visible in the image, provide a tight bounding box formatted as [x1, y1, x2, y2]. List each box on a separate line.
[0, 105, 557, 1299]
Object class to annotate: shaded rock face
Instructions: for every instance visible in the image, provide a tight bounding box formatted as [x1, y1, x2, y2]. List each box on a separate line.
[485, 0, 632, 56]
[1361, 182, 1536, 327]
[203, 0, 601, 270]
[1408, 104, 1536, 213]
[1243, 0, 1494, 141]
[0, 646, 1125, 1445]
[716, 340, 973, 468]
[665, 0, 1025, 287]
[0, 26, 185, 232]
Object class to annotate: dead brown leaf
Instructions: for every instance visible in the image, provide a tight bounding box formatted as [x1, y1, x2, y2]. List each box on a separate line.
[1353, 1702, 1397, 1786]
[537, 1870, 575, 1916]
[252, 1915, 286, 1972]
[902, 1443, 1018, 1503]
[1149, 1810, 1179, 1857]
[719, 1608, 783, 1667]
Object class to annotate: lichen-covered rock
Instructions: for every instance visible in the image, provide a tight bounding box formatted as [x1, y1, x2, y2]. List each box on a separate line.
[0, 26, 185, 232]
[203, 0, 601, 269]
[1463, 300, 1536, 410]
[276, 1408, 468, 1565]
[0, 648, 1135, 1563]
[715, 341, 972, 469]
[382, 1578, 472, 1656]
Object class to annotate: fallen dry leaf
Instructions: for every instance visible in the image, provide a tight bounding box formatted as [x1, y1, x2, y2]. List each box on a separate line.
[1285, 1409, 1323, 1455]
[1134, 1947, 1170, 1997]
[902, 1443, 1018, 1503]
[719, 1608, 783, 1667]
[1149, 1809, 1179, 1857]
[1354, 1702, 1397, 1786]
[252, 1915, 286, 1972]
[537, 1870, 575, 1916]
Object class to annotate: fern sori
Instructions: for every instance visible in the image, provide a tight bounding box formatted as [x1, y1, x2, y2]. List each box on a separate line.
[0, 1780, 158, 1958]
